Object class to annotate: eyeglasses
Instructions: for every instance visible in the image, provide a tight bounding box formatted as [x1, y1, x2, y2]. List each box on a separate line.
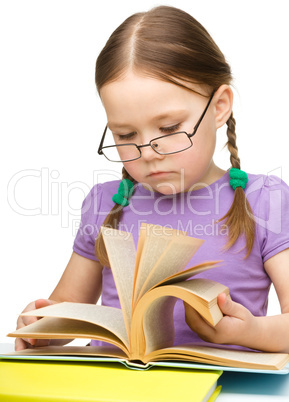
[98, 91, 215, 163]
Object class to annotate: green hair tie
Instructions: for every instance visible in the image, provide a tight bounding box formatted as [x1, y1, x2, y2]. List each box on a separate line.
[112, 179, 134, 207]
[229, 168, 248, 190]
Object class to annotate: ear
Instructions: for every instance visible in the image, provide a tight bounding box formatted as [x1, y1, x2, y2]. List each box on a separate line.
[214, 85, 233, 129]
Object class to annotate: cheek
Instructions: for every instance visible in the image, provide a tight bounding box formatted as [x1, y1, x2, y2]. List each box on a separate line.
[172, 129, 217, 185]
[173, 131, 216, 169]
[192, 126, 217, 162]
[122, 161, 142, 181]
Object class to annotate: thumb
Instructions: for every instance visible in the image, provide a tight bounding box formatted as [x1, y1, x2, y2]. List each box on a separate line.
[35, 299, 57, 310]
[27, 299, 57, 347]
[217, 293, 245, 318]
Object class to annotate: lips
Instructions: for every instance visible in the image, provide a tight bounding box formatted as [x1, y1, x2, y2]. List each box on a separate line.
[148, 171, 173, 178]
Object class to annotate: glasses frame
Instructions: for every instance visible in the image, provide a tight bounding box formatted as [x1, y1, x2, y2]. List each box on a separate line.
[98, 91, 215, 163]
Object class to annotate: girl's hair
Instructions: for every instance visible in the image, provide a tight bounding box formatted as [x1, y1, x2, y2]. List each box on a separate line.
[95, 6, 255, 266]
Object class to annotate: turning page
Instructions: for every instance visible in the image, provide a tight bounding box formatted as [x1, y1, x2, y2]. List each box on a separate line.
[101, 227, 136, 337]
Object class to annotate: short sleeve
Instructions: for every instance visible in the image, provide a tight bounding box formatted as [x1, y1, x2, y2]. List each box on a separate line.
[73, 184, 104, 261]
[256, 175, 289, 262]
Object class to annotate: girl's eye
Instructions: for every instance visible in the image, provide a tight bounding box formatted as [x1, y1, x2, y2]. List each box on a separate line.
[114, 123, 181, 142]
[116, 132, 137, 141]
[160, 123, 181, 134]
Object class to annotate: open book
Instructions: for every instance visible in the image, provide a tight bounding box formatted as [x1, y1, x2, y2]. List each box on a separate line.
[7, 223, 289, 371]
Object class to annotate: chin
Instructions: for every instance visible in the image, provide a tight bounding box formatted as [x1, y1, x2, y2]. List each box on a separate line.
[154, 182, 182, 195]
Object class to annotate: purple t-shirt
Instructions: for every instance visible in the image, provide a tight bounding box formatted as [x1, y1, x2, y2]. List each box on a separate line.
[73, 171, 289, 348]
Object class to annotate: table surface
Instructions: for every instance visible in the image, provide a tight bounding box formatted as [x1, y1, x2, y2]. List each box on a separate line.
[1, 343, 289, 401]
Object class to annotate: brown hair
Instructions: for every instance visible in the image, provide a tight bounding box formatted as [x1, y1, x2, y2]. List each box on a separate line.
[95, 6, 255, 265]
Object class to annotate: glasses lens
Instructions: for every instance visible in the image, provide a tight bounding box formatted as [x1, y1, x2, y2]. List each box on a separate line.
[102, 144, 140, 162]
[151, 132, 192, 154]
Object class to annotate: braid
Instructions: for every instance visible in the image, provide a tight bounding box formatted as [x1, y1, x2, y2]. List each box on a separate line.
[95, 167, 135, 266]
[218, 113, 255, 257]
[226, 114, 240, 169]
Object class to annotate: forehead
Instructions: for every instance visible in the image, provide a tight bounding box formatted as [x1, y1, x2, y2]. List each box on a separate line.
[100, 71, 204, 127]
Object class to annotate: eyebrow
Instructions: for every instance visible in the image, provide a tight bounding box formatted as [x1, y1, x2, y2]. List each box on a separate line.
[107, 122, 133, 131]
[108, 109, 188, 130]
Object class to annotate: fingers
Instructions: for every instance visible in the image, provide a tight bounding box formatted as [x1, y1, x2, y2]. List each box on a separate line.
[184, 303, 216, 342]
[18, 314, 38, 327]
[15, 337, 29, 351]
[184, 296, 255, 346]
[35, 299, 56, 309]
[15, 313, 38, 348]
[15, 337, 51, 351]
[217, 293, 248, 320]
[14, 298, 57, 351]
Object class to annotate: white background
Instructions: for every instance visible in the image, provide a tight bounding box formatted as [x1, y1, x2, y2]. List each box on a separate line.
[0, 0, 288, 344]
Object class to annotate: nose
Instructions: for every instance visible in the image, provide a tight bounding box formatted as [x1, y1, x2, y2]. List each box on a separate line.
[139, 143, 165, 162]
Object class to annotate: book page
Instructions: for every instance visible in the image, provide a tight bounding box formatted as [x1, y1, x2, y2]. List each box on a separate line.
[132, 223, 147, 300]
[6, 345, 127, 360]
[8, 302, 129, 352]
[131, 279, 228, 352]
[146, 344, 289, 370]
[9, 317, 130, 354]
[175, 279, 229, 304]
[101, 227, 136, 337]
[137, 235, 204, 303]
[133, 224, 188, 306]
[131, 278, 226, 356]
[154, 261, 220, 288]
[141, 296, 177, 356]
[134, 235, 174, 305]
[130, 295, 177, 359]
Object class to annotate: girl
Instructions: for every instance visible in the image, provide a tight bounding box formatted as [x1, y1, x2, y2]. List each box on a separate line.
[16, 5, 289, 353]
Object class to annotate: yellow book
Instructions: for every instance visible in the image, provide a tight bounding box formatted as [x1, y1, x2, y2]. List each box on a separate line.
[0, 360, 222, 402]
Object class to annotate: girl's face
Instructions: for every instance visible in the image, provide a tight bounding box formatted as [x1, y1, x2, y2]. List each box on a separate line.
[100, 71, 226, 194]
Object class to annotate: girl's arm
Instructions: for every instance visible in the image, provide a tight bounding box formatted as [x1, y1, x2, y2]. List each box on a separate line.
[184, 248, 289, 353]
[49, 252, 103, 304]
[15, 252, 103, 350]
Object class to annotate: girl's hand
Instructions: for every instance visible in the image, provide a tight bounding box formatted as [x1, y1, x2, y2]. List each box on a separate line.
[184, 293, 259, 347]
[15, 299, 57, 351]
